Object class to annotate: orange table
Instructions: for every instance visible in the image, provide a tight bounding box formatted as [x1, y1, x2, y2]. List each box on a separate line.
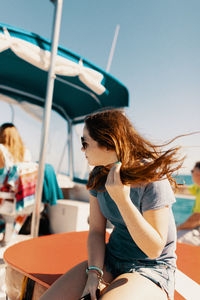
[4, 232, 199, 299]
[4, 231, 92, 288]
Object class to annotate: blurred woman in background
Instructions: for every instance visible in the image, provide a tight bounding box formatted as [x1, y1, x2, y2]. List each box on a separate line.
[0, 122, 31, 168]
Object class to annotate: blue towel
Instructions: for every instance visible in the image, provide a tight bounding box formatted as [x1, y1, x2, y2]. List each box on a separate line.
[42, 164, 63, 206]
[0, 217, 5, 233]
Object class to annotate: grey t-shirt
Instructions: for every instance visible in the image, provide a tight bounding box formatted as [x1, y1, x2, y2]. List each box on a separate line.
[89, 179, 177, 267]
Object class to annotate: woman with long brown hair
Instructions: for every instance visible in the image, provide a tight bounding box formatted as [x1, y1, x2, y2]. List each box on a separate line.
[40, 109, 183, 300]
[0, 123, 31, 168]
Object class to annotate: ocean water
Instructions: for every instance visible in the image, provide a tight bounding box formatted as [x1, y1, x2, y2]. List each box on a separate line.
[172, 197, 194, 225]
[173, 174, 194, 225]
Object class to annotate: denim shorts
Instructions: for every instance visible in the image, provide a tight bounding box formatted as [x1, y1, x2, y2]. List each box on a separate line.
[104, 249, 176, 300]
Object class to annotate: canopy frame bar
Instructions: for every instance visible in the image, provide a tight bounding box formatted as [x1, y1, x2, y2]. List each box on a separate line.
[31, 0, 63, 238]
[0, 84, 71, 122]
[0, 73, 103, 122]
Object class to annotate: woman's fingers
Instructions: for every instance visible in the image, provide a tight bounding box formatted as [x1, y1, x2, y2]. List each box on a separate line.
[106, 161, 122, 185]
[81, 290, 97, 300]
[90, 290, 97, 300]
[105, 162, 130, 202]
[106, 164, 114, 185]
[113, 161, 122, 184]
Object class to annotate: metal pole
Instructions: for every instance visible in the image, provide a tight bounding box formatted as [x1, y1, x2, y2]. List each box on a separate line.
[56, 121, 69, 175]
[68, 121, 73, 180]
[31, 0, 63, 238]
[106, 24, 120, 73]
[9, 103, 15, 123]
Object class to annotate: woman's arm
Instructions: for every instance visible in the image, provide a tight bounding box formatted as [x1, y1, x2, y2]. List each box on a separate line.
[174, 184, 190, 195]
[177, 212, 200, 230]
[116, 199, 169, 259]
[105, 163, 169, 259]
[87, 194, 107, 268]
[81, 194, 107, 300]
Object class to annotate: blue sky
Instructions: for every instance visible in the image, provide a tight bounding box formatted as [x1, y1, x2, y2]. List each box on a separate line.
[0, 0, 200, 174]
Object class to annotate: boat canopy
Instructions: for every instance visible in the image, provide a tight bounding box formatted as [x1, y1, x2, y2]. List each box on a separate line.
[0, 22, 129, 124]
[0, 3, 129, 238]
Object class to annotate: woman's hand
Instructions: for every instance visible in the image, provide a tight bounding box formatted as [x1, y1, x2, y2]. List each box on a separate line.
[81, 272, 99, 300]
[105, 162, 130, 203]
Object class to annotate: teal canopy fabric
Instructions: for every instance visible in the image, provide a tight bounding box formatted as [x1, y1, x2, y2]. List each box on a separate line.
[0, 23, 129, 123]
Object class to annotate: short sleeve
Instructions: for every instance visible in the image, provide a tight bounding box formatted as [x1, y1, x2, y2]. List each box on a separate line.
[188, 185, 197, 196]
[89, 189, 97, 197]
[141, 180, 176, 212]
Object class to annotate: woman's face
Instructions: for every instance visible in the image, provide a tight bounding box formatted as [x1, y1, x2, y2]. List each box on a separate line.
[81, 126, 118, 166]
[192, 167, 200, 186]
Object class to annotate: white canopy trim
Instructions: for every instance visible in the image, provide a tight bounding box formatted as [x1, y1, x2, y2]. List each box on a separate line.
[0, 28, 106, 95]
[0, 94, 43, 122]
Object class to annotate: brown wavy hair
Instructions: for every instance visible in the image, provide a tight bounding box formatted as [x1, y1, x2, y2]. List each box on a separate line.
[85, 110, 184, 190]
[0, 123, 25, 163]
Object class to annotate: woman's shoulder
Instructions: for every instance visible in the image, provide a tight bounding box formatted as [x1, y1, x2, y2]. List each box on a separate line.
[131, 179, 172, 192]
[146, 179, 175, 199]
[138, 179, 175, 211]
[189, 184, 200, 194]
[146, 178, 172, 188]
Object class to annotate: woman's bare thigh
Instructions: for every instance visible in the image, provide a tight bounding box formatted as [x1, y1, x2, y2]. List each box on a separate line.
[40, 261, 88, 300]
[100, 272, 168, 300]
[39, 261, 114, 300]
